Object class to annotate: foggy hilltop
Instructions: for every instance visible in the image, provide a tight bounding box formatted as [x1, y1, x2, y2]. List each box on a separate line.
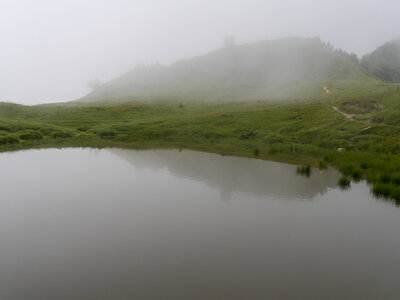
[362, 38, 400, 83]
[82, 37, 399, 103]
[2, 0, 400, 104]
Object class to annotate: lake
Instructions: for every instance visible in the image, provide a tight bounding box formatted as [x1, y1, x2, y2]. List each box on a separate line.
[0, 148, 399, 299]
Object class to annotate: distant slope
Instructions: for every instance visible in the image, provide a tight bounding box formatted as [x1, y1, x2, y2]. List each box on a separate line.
[361, 39, 400, 83]
[81, 37, 385, 103]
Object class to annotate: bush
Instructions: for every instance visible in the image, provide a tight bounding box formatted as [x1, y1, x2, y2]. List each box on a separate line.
[0, 125, 22, 133]
[52, 132, 72, 138]
[99, 131, 116, 138]
[39, 128, 55, 136]
[0, 136, 19, 145]
[19, 131, 43, 140]
[240, 130, 257, 140]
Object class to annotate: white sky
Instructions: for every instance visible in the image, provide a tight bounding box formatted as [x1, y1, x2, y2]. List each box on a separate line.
[0, 0, 399, 104]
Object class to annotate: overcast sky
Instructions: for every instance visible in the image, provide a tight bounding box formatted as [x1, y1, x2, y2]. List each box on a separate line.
[0, 0, 399, 104]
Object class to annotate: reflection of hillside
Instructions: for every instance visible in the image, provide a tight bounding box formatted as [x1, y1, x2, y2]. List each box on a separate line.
[109, 149, 340, 200]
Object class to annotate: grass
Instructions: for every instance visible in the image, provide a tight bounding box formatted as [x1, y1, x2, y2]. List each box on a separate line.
[1, 87, 400, 202]
[372, 183, 400, 206]
[351, 170, 363, 182]
[297, 165, 311, 177]
[337, 87, 400, 126]
[338, 176, 351, 190]
[318, 160, 327, 170]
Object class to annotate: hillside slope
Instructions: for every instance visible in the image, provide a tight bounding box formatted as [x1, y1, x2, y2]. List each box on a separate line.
[361, 39, 400, 83]
[82, 37, 384, 103]
[3, 94, 400, 202]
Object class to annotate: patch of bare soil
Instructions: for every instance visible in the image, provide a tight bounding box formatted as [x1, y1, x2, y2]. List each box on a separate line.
[332, 106, 382, 124]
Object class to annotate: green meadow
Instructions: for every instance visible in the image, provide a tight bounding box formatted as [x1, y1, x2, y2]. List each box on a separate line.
[1, 85, 400, 204]
[2, 37, 400, 202]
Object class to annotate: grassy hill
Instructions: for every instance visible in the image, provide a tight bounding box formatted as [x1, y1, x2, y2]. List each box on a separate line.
[3, 88, 400, 203]
[1, 37, 400, 202]
[82, 37, 386, 103]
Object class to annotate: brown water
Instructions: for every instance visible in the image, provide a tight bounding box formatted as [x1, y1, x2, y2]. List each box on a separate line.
[0, 148, 399, 299]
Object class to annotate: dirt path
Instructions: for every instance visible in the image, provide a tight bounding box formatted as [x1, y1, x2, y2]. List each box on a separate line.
[332, 106, 374, 126]
[332, 106, 357, 120]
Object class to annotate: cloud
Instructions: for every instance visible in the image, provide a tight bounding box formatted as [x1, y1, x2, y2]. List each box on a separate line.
[0, 0, 399, 104]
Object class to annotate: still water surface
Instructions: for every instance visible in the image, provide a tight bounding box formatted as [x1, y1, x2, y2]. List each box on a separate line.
[0, 148, 399, 299]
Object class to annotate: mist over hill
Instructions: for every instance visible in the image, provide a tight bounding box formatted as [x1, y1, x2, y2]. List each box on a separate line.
[82, 37, 381, 103]
[361, 38, 400, 83]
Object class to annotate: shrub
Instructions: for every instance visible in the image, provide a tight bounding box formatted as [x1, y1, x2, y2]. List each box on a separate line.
[240, 130, 257, 140]
[0, 136, 19, 145]
[0, 125, 12, 132]
[52, 132, 72, 138]
[0, 125, 22, 133]
[39, 128, 54, 136]
[19, 131, 43, 140]
[99, 131, 116, 138]
[264, 135, 285, 143]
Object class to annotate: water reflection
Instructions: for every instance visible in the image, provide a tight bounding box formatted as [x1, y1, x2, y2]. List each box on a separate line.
[0, 148, 399, 300]
[374, 193, 400, 207]
[109, 148, 340, 200]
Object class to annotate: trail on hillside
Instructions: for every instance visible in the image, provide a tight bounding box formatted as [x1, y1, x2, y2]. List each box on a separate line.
[332, 106, 356, 120]
[332, 106, 373, 125]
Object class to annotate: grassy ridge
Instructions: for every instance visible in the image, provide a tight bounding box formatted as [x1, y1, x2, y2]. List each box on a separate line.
[2, 91, 400, 204]
[84, 37, 388, 103]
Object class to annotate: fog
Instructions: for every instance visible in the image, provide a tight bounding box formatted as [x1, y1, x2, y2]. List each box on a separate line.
[1, 0, 399, 104]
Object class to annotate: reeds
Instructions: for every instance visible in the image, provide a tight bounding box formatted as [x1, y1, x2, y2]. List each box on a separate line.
[297, 165, 311, 177]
